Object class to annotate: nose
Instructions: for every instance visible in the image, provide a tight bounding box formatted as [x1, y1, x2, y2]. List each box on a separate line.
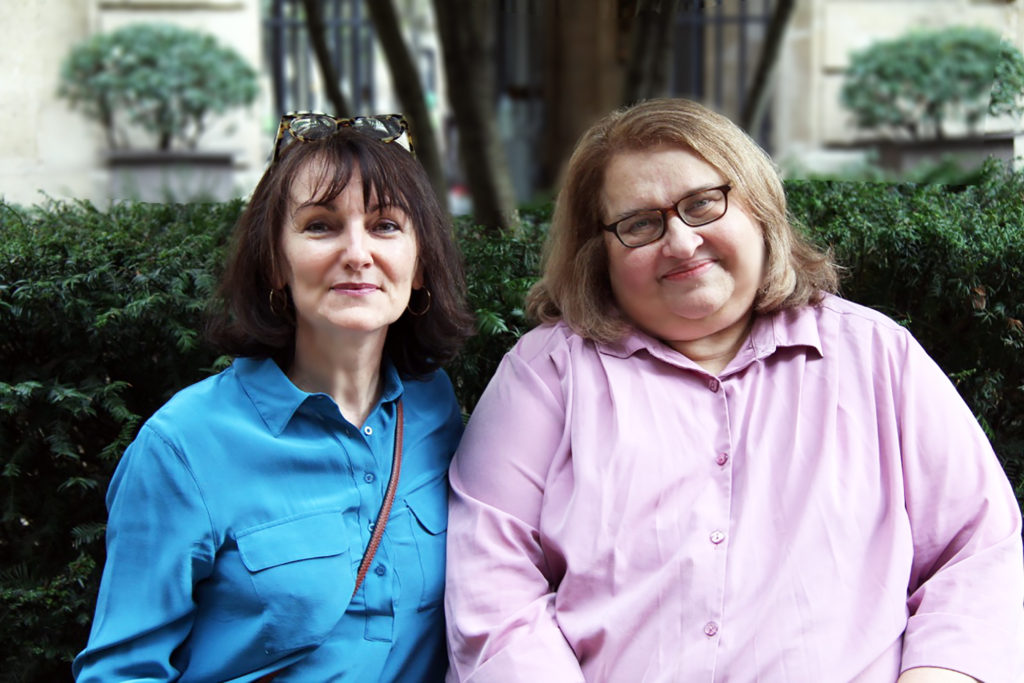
[661, 213, 703, 257]
[340, 224, 372, 269]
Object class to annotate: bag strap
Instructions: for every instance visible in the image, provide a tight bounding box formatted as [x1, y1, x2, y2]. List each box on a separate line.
[255, 399, 404, 683]
[352, 398, 403, 596]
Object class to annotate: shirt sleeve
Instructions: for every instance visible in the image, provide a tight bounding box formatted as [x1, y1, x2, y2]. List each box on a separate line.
[445, 348, 585, 683]
[73, 424, 217, 682]
[895, 331, 1024, 680]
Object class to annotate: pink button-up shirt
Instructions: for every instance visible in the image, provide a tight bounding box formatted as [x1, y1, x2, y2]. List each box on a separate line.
[445, 295, 1024, 682]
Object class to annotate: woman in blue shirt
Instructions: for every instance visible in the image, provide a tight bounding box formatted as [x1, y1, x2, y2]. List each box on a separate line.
[73, 114, 475, 681]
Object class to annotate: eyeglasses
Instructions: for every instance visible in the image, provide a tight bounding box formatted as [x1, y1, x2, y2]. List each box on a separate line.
[271, 112, 414, 163]
[602, 184, 732, 248]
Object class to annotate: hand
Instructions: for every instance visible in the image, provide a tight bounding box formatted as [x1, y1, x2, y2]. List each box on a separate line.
[897, 667, 978, 683]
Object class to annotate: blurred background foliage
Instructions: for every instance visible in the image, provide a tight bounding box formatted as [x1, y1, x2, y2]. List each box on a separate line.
[58, 24, 259, 152]
[840, 26, 1024, 141]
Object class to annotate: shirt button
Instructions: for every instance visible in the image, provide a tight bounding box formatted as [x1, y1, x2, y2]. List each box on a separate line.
[716, 453, 729, 466]
[704, 621, 719, 637]
[710, 530, 726, 544]
[374, 564, 387, 576]
[368, 521, 376, 531]
[707, 378, 720, 392]
[363, 425, 373, 435]
[364, 472, 375, 483]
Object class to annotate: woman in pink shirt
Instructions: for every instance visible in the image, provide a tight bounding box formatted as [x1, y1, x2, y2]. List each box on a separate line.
[444, 98, 1024, 682]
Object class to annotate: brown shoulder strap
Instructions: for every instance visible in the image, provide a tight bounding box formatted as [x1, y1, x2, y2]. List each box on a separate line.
[352, 398, 403, 596]
[255, 399, 404, 683]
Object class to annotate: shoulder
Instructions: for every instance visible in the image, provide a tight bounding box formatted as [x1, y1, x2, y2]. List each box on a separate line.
[508, 320, 595, 366]
[783, 295, 946, 392]
[815, 294, 906, 332]
[402, 366, 457, 401]
[802, 294, 916, 353]
[145, 361, 247, 433]
[401, 367, 460, 418]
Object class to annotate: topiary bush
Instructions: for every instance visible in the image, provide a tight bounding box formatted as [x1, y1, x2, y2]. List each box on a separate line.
[57, 23, 259, 151]
[840, 26, 1024, 140]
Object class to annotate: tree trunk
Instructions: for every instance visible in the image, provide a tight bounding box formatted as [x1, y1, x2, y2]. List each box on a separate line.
[621, 0, 680, 106]
[740, 0, 795, 134]
[432, 0, 518, 232]
[301, 0, 351, 117]
[540, 0, 624, 190]
[364, 0, 447, 205]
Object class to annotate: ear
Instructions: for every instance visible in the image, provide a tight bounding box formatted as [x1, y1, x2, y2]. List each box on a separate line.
[412, 262, 424, 291]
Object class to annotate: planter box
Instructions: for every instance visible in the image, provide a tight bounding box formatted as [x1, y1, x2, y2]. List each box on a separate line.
[876, 135, 1015, 173]
[108, 150, 237, 202]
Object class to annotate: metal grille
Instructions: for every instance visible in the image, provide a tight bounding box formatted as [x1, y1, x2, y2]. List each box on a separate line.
[264, 0, 376, 117]
[673, 0, 777, 147]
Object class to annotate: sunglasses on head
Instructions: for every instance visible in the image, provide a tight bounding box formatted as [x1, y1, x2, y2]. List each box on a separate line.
[271, 112, 414, 163]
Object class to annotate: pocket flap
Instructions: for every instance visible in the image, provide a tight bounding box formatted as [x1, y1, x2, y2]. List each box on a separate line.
[237, 511, 348, 572]
[404, 475, 449, 535]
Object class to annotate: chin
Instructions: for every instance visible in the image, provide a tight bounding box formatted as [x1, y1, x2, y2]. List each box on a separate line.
[666, 298, 728, 322]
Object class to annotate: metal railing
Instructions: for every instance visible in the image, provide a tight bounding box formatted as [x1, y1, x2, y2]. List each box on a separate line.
[264, 0, 376, 117]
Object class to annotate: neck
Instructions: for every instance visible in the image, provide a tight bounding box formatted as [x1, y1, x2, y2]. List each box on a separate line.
[667, 312, 754, 376]
[288, 326, 387, 427]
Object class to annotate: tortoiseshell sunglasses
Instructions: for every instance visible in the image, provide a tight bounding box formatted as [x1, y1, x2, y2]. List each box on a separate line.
[271, 112, 414, 163]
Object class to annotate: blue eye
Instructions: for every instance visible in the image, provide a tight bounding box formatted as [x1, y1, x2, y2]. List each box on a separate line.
[679, 190, 724, 221]
[621, 212, 663, 235]
[372, 219, 402, 234]
[303, 220, 331, 233]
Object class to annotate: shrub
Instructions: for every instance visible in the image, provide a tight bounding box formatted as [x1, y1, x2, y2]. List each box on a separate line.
[449, 205, 550, 412]
[788, 161, 1024, 498]
[840, 26, 1024, 140]
[0, 199, 242, 679]
[57, 23, 259, 151]
[2, 172, 1022, 676]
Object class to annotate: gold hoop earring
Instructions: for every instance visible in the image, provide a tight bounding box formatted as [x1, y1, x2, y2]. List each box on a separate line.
[407, 288, 431, 316]
[268, 288, 289, 317]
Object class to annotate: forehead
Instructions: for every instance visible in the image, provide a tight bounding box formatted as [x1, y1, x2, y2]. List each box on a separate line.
[287, 155, 359, 204]
[602, 146, 723, 205]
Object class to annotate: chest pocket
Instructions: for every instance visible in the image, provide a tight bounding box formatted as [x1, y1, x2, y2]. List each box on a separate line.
[402, 475, 449, 609]
[236, 511, 355, 654]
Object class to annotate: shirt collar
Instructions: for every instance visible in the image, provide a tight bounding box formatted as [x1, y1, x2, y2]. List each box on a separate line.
[233, 356, 404, 436]
[596, 304, 824, 373]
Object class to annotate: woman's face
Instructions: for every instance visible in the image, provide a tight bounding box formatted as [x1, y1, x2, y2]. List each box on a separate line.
[601, 145, 765, 351]
[279, 160, 422, 347]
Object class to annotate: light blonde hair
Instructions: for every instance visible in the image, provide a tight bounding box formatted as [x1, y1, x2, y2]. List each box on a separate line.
[526, 98, 838, 343]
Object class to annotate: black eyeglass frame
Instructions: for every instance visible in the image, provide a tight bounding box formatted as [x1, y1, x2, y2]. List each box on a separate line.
[602, 183, 733, 248]
[271, 112, 414, 163]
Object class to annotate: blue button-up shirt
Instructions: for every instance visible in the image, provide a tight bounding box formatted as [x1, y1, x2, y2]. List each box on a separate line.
[74, 356, 462, 682]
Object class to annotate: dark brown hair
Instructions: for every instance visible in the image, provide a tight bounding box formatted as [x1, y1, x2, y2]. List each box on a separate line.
[206, 128, 475, 375]
[527, 98, 838, 343]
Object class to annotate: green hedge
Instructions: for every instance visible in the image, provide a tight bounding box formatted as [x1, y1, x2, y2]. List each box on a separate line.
[789, 165, 1024, 497]
[2, 167, 1023, 678]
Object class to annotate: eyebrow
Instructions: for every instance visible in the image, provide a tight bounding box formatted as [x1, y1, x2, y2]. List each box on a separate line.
[290, 198, 388, 220]
[608, 182, 723, 222]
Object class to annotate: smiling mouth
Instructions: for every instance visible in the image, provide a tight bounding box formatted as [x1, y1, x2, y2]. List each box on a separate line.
[662, 259, 714, 280]
[331, 283, 379, 294]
